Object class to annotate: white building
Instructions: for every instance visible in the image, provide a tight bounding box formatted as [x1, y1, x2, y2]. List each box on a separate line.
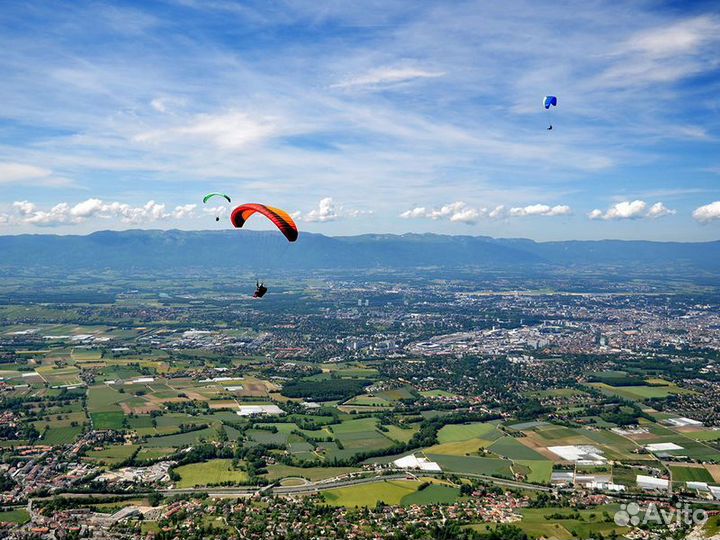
[637, 475, 669, 491]
[393, 454, 442, 472]
[237, 404, 285, 416]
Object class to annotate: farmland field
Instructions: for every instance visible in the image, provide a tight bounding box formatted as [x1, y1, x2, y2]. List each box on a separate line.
[42, 425, 83, 445]
[322, 480, 422, 507]
[488, 436, 546, 460]
[670, 465, 714, 483]
[0, 509, 30, 524]
[426, 454, 513, 477]
[401, 484, 459, 505]
[174, 459, 249, 488]
[91, 411, 126, 430]
[86, 444, 138, 465]
[437, 422, 501, 444]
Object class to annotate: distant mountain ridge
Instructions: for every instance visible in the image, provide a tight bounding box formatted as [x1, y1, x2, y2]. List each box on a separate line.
[0, 229, 719, 271]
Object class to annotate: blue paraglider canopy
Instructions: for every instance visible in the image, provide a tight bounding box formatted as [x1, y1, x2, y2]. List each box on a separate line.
[543, 96, 557, 109]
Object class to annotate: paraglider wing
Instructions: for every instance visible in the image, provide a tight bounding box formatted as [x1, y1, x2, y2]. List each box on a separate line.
[203, 193, 232, 204]
[230, 203, 299, 242]
[543, 96, 557, 109]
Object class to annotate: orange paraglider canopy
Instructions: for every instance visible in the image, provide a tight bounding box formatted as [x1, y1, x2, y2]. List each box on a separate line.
[230, 203, 298, 242]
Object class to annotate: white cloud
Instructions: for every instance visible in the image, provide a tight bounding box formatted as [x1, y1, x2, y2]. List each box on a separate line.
[693, 201, 720, 223]
[12, 200, 37, 215]
[297, 198, 372, 223]
[172, 204, 197, 219]
[134, 111, 277, 149]
[0, 162, 73, 187]
[151, 97, 167, 113]
[589, 200, 675, 220]
[332, 67, 445, 89]
[623, 16, 720, 58]
[10, 199, 199, 227]
[600, 16, 720, 88]
[70, 198, 105, 218]
[304, 197, 338, 222]
[646, 202, 676, 219]
[401, 202, 571, 223]
[488, 205, 505, 220]
[399, 207, 428, 219]
[400, 201, 480, 224]
[203, 205, 228, 217]
[509, 204, 572, 217]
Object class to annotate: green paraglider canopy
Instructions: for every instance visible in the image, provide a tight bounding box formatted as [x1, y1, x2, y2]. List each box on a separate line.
[203, 193, 231, 204]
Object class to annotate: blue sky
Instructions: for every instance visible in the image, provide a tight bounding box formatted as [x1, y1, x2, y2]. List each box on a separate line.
[0, 0, 719, 240]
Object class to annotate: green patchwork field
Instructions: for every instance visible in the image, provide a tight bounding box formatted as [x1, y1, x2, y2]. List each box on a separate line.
[436, 422, 502, 444]
[322, 480, 422, 507]
[488, 436, 546, 460]
[670, 465, 714, 483]
[86, 444, 138, 465]
[426, 454, 513, 477]
[174, 459, 249, 488]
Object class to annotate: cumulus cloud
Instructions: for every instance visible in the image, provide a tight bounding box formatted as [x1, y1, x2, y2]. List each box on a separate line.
[401, 202, 571, 223]
[332, 67, 445, 89]
[134, 111, 276, 149]
[296, 198, 372, 223]
[9, 199, 198, 227]
[13, 200, 37, 215]
[400, 201, 481, 224]
[646, 202, 676, 219]
[693, 201, 720, 223]
[202, 205, 228, 217]
[588, 200, 675, 220]
[509, 204, 572, 217]
[304, 197, 338, 223]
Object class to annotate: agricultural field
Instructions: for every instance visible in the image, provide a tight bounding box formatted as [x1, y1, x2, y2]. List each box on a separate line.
[670, 465, 714, 483]
[400, 483, 460, 505]
[0, 509, 30, 525]
[322, 480, 423, 507]
[174, 459, 249, 488]
[588, 382, 694, 401]
[426, 454, 513, 477]
[85, 444, 138, 465]
[436, 422, 502, 444]
[508, 505, 628, 540]
[42, 425, 83, 445]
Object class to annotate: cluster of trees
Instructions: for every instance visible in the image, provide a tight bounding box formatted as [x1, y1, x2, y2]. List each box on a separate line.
[281, 377, 371, 402]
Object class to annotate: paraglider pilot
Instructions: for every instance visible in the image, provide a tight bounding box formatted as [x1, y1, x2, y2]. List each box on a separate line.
[254, 281, 268, 298]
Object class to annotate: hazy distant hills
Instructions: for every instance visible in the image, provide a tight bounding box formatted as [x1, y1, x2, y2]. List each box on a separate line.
[1, 229, 719, 272]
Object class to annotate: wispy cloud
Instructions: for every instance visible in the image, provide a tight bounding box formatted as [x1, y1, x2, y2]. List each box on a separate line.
[0, 162, 74, 187]
[332, 66, 445, 90]
[134, 111, 278, 149]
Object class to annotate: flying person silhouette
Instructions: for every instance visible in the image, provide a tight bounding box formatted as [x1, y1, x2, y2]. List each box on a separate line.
[254, 281, 268, 298]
